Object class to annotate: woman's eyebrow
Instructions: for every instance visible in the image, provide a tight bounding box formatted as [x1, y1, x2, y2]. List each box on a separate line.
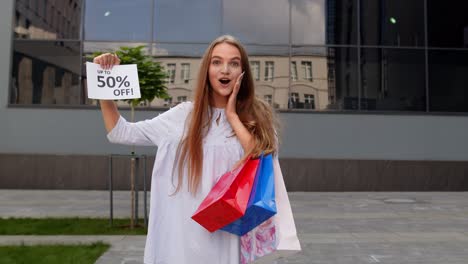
[211, 55, 241, 61]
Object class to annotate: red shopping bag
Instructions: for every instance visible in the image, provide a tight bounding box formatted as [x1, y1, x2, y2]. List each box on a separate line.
[191, 157, 260, 232]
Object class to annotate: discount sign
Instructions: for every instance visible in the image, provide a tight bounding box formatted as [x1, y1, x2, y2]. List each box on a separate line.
[86, 62, 141, 100]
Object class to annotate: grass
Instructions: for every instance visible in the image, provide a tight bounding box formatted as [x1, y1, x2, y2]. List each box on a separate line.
[0, 218, 147, 235]
[0, 242, 110, 264]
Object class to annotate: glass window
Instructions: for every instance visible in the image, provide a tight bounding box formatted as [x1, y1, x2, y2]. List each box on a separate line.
[292, 0, 358, 45]
[223, 0, 289, 44]
[304, 94, 315, 109]
[14, 0, 82, 40]
[361, 0, 424, 47]
[150, 43, 208, 58]
[324, 0, 357, 45]
[428, 50, 468, 112]
[181, 63, 190, 84]
[250, 61, 260, 81]
[141, 43, 204, 108]
[154, 0, 221, 42]
[292, 46, 358, 110]
[301, 61, 312, 81]
[288, 92, 300, 108]
[360, 48, 426, 111]
[167, 63, 176, 84]
[84, 0, 152, 41]
[10, 40, 82, 105]
[428, 1, 468, 48]
[264, 61, 274, 81]
[291, 0, 326, 45]
[290, 61, 298, 81]
[164, 97, 173, 107]
[264, 94, 273, 105]
[247, 45, 289, 110]
[177, 96, 187, 103]
[43, 0, 47, 18]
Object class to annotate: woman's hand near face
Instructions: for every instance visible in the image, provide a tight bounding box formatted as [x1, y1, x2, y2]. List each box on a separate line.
[225, 71, 245, 120]
[225, 71, 254, 154]
[93, 53, 121, 132]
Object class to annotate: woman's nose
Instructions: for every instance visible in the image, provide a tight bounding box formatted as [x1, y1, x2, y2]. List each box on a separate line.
[220, 63, 230, 73]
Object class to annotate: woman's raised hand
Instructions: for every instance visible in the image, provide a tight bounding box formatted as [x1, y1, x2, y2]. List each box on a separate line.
[226, 71, 245, 120]
[93, 53, 120, 70]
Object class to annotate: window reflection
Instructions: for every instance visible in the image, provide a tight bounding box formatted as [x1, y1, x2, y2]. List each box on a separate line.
[291, 0, 325, 45]
[428, 1, 468, 48]
[84, 0, 152, 41]
[154, 0, 221, 42]
[429, 50, 468, 112]
[325, 0, 357, 45]
[361, 0, 424, 47]
[223, 0, 289, 44]
[14, 0, 83, 40]
[11, 40, 82, 105]
[360, 48, 426, 111]
[8, 0, 468, 113]
[290, 47, 330, 110]
[244, 46, 290, 110]
[291, 46, 358, 111]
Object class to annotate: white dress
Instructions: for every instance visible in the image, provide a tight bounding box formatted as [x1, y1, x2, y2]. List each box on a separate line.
[107, 101, 243, 264]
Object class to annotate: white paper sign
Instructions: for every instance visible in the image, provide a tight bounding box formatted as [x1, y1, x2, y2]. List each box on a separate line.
[86, 62, 141, 100]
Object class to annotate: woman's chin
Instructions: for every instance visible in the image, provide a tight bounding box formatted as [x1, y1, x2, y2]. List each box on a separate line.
[213, 87, 233, 97]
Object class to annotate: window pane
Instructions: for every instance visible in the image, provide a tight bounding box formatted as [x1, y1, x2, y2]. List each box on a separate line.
[84, 0, 152, 41]
[360, 48, 426, 111]
[292, 46, 358, 110]
[149, 43, 207, 107]
[14, 0, 83, 40]
[291, 47, 328, 110]
[223, 0, 289, 45]
[291, 0, 325, 45]
[292, 0, 357, 45]
[327, 0, 357, 45]
[246, 45, 290, 110]
[428, 1, 468, 48]
[10, 40, 82, 105]
[361, 0, 424, 47]
[154, 0, 221, 42]
[429, 50, 468, 112]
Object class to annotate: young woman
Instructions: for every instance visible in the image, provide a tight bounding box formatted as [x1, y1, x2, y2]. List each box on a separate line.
[94, 35, 297, 264]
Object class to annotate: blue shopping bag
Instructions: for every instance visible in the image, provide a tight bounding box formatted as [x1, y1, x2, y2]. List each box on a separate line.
[220, 153, 276, 236]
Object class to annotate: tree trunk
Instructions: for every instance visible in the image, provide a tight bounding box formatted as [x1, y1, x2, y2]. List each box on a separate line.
[130, 104, 136, 229]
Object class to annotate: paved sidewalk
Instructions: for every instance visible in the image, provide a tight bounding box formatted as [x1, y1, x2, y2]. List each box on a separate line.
[1, 190, 468, 263]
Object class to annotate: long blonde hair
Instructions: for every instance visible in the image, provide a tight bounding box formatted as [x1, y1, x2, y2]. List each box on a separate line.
[174, 35, 279, 195]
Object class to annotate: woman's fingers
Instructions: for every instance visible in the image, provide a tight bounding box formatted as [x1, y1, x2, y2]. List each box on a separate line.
[93, 53, 120, 70]
[233, 71, 245, 95]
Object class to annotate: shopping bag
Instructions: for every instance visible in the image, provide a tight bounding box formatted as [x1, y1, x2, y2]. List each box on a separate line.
[240, 157, 301, 264]
[191, 157, 260, 232]
[221, 153, 276, 236]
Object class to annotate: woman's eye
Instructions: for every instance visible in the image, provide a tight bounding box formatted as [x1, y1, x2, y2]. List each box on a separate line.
[212, 60, 221, 65]
[230, 61, 240, 67]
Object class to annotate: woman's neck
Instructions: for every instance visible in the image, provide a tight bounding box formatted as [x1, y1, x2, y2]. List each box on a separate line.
[210, 95, 227, 109]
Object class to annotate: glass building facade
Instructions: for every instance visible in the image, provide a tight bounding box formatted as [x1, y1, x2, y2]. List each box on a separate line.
[9, 0, 468, 113]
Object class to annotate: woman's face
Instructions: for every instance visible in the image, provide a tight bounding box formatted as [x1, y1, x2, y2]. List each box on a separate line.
[208, 42, 243, 107]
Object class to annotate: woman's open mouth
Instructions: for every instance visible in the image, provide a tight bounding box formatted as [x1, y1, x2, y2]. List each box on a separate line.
[219, 78, 231, 87]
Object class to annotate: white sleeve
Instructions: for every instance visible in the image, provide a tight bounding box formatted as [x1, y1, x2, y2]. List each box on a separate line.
[106, 102, 192, 147]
